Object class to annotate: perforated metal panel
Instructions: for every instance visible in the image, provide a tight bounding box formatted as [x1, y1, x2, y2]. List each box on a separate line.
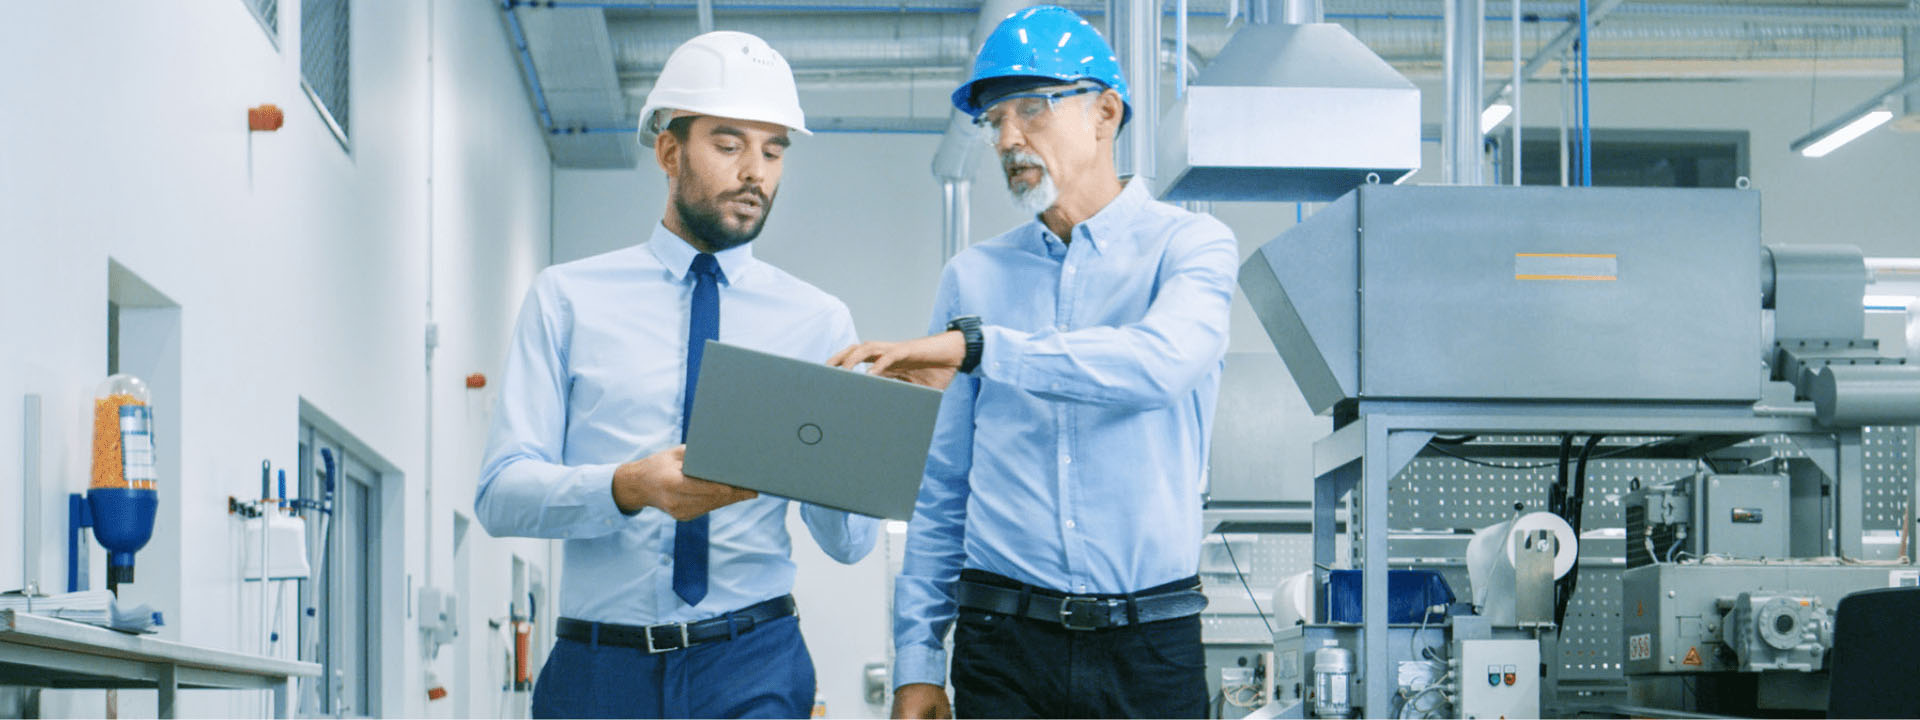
[1863, 426, 1916, 529]
[1558, 567, 1624, 681]
[1385, 429, 1917, 690]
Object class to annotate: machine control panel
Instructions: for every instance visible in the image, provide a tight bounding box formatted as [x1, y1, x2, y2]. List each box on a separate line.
[1452, 639, 1539, 719]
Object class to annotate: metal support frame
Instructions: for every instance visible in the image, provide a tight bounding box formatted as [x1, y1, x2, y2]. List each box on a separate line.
[1311, 403, 1844, 716]
[1443, 0, 1486, 184]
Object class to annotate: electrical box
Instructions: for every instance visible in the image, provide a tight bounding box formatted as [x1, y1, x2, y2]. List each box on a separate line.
[1451, 639, 1539, 719]
[1625, 473, 1790, 566]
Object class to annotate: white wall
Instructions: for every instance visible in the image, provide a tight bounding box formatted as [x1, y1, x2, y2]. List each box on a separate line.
[0, 1, 555, 717]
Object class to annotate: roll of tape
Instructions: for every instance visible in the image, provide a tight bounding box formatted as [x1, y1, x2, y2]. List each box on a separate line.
[1505, 511, 1577, 579]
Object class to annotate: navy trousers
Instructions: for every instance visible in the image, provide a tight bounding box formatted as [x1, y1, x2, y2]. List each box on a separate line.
[531, 615, 815, 719]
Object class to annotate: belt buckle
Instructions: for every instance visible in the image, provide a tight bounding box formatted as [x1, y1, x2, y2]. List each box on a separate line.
[1059, 596, 1105, 631]
[645, 622, 691, 653]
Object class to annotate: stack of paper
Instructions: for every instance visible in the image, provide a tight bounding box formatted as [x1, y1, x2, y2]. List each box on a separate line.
[0, 590, 164, 633]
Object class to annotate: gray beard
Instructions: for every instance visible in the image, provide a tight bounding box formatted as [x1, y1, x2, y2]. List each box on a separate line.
[1010, 171, 1059, 216]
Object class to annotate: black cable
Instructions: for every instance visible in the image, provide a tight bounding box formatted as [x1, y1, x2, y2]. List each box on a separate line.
[1218, 533, 1275, 636]
[1554, 434, 1606, 633]
[1550, 434, 1574, 517]
[1421, 436, 1676, 470]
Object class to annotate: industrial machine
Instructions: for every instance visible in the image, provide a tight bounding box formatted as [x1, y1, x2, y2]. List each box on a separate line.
[1233, 185, 1920, 717]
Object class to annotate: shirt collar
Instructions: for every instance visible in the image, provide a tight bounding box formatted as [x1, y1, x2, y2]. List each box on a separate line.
[647, 223, 754, 284]
[1032, 176, 1151, 256]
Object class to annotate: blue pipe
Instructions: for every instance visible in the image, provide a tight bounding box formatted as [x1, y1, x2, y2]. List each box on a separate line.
[503, 1, 556, 131]
[1578, 0, 1592, 186]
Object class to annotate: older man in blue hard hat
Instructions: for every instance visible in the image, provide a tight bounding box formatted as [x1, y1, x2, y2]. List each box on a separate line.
[830, 6, 1237, 718]
[477, 31, 878, 719]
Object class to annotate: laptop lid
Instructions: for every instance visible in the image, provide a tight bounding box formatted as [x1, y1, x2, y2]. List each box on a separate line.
[682, 341, 943, 520]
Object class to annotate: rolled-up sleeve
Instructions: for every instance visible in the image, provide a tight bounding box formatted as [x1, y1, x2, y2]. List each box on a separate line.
[474, 274, 629, 539]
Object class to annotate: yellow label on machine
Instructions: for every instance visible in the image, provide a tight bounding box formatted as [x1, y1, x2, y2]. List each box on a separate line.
[1514, 252, 1618, 281]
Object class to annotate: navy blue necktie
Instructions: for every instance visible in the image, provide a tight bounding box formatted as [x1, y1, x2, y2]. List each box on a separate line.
[674, 252, 722, 606]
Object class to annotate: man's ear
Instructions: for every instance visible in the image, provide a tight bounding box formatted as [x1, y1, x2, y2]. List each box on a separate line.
[655, 129, 682, 180]
[1092, 89, 1126, 141]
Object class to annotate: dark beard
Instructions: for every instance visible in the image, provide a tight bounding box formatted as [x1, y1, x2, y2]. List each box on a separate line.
[675, 177, 774, 253]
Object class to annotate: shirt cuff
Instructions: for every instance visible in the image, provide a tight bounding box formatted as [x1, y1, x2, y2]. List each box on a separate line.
[975, 324, 1028, 385]
[584, 462, 640, 521]
[893, 643, 950, 689]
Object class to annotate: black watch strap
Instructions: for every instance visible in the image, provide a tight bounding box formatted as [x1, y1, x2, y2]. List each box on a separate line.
[946, 315, 984, 374]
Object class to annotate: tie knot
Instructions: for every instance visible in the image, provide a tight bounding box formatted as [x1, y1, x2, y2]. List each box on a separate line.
[688, 253, 722, 280]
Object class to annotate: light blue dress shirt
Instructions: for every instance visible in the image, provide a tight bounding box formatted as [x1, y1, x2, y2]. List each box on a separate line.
[476, 224, 880, 626]
[892, 179, 1239, 688]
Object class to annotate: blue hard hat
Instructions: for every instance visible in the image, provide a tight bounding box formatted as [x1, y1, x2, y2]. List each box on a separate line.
[951, 5, 1131, 126]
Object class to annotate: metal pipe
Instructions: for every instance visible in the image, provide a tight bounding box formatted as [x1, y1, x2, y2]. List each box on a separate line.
[941, 180, 972, 261]
[1906, 0, 1919, 120]
[1111, 0, 1160, 184]
[1511, 0, 1522, 185]
[1281, 0, 1322, 24]
[697, 0, 715, 31]
[1558, 55, 1569, 186]
[1176, 0, 1189, 95]
[1444, 0, 1486, 184]
[1579, 0, 1592, 185]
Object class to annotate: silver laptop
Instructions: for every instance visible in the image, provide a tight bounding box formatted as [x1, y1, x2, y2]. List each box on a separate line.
[682, 340, 943, 520]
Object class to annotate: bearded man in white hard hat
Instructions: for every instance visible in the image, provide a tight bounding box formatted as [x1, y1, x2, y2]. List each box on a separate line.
[476, 31, 878, 719]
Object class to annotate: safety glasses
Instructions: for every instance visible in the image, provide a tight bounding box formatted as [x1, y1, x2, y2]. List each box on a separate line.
[973, 85, 1104, 145]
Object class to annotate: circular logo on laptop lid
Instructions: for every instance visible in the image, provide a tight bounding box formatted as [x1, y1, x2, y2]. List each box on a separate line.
[797, 423, 823, 445]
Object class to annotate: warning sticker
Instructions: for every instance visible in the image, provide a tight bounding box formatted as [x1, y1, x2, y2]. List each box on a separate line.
[1627, 634, 1652, 661]
[1683, 647, 1703, 666]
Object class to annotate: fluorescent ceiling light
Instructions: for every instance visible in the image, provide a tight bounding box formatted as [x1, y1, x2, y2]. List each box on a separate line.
[1797, 110, 1894, 158]
[1480, 102, 1513, 135]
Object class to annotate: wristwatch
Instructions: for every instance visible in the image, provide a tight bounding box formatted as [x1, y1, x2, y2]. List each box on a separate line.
[946, 315, 984, 374]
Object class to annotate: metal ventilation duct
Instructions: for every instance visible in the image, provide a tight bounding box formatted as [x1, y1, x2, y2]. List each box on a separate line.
[1156, 22, 1421, 202]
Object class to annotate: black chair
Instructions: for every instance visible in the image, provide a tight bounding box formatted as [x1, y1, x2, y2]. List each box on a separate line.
[1828, 585, 1920, 718]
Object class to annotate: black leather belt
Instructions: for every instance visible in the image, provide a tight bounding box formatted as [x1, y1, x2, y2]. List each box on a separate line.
[556, 595, 795, 653]
[954, 578, 1208, 631]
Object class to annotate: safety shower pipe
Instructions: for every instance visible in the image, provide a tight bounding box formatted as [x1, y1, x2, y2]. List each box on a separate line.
[1444, 0, 1486, 184]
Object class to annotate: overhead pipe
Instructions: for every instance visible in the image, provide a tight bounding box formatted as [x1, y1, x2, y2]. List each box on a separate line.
[607, 13, 1903, 80]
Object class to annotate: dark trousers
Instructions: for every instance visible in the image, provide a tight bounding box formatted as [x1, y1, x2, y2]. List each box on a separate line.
[950, 570, 1209, 719]
[531, 615, 815, 719]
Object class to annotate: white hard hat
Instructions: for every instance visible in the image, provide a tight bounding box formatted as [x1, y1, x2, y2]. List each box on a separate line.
[637, 31, 810, 148]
